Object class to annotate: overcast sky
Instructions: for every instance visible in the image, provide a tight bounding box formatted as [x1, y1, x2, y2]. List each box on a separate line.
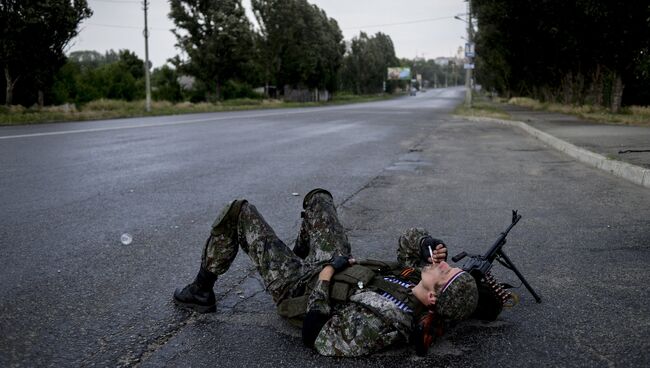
[70, 0, 469, 68]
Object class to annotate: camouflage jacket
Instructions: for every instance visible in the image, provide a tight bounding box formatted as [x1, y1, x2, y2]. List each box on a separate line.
[305, 227, 440, 356]
[307, 269, 421, 356]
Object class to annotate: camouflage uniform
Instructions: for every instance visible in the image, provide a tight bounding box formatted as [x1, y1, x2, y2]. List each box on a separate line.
[201, 192, 431, 356]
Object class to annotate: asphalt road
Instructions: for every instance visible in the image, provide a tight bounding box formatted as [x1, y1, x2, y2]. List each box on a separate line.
[1, 88, 648, 367]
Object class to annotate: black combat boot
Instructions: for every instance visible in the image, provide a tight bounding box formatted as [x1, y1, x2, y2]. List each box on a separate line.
[173, 267, 218, 313]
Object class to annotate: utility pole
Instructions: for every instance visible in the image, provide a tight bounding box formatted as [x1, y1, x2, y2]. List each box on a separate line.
[143, 0, 151, 112]
[445, 63, 448, 88]
[464, 1, 473, 107]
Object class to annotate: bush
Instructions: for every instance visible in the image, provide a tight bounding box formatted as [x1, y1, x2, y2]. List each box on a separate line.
[83, 99, 132, 111]
[627, 106, 650, 116]
[50, 62, 81, 105]
[222, 80, 263, 100]
[221, 98, 263, 106]
[152, 65, 183, 102]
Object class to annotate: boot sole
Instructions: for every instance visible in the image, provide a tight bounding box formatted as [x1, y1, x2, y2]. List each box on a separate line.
[173, 297, 216, 314]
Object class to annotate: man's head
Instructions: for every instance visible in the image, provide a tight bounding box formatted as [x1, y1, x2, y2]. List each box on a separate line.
[417, 261, 478, 320]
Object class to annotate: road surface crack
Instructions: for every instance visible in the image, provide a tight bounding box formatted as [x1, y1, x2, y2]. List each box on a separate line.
[123, 266, 258, 367]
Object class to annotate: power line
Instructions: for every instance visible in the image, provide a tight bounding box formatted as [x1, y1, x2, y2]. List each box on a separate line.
[85, 15, 457, 33]
[86, 22, 168, 31]
[89, 0, 140, 4]
[342, 16, 455, 31]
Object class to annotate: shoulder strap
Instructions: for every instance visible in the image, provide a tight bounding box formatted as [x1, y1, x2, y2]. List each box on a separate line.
[357, 259, 397, 271]
[368, 275, 421, 312]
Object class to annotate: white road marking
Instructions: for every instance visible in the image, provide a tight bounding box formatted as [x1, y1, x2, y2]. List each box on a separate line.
[0, 107, 344, 140]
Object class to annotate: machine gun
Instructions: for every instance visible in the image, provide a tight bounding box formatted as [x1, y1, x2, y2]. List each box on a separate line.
[452, 210, 542, 306]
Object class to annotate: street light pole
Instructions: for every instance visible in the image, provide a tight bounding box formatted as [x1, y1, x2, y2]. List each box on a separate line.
[464, 1, 473, 107]
[143, 0, 151, 112]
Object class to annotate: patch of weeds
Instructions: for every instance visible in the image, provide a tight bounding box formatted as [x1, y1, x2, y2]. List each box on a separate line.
[0, 93, 399, 126]
[454, 96, 511, 120]
[507, 97, 650, 126]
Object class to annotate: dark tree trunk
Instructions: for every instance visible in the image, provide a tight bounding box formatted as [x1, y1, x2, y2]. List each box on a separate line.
[589, 65, 604, 106]
[5, 66, 18, 106]
[610, 74, 624, 113]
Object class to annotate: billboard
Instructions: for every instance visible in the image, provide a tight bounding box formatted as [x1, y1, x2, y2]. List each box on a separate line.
[387, 67, 411, 80]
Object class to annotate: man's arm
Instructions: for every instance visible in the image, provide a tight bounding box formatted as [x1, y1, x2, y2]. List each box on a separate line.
[397, 229, 448, 267]
[302, 266, 335, 347]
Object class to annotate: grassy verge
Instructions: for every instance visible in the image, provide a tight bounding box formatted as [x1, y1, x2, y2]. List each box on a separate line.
[0, 93, 395, 126]
[508, 97, 650, 126]
[453, 95, 511, 120]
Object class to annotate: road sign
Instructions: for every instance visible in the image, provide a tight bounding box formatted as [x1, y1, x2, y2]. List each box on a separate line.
[464, 63, 475, 70]
[465, 42, 475, 58]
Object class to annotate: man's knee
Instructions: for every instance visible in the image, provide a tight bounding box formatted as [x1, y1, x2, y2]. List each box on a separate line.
[210, 199, 248, 235]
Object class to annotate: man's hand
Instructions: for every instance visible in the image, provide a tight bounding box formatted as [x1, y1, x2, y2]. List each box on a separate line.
[420, 237, 447, 264]
[330, 255, 355, 272]
[428, 244, 447, 264]
[320, 255, 355, 281]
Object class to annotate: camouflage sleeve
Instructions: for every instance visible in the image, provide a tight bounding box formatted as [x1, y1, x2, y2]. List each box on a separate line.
[397, 227, 430, 268]
[307, 279, 332, 315]
[313, 303, 402, 356]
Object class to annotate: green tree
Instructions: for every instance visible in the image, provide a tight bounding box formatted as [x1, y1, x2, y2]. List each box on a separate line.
[169, 0, 255, 101]
[252, 0, 344, 94]
[341, 32, 398, 94]
[471, 0, 650, 109]
[118, 50, 145, 80]
[405, 58, 462, 89]
[151, 65, 183, 102]
[52, 49, 147, 104]
[0, 0, 92, 106]
[68, 50, 105, 71]
[50, 61, 82, 104]
[72, 63, 139, 103]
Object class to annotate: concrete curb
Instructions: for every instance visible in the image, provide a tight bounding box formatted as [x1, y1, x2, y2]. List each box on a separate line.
[462, 116, 650, 189]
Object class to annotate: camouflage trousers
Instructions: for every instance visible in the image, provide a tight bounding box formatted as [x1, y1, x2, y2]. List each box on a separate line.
[200, 192, 351, 303]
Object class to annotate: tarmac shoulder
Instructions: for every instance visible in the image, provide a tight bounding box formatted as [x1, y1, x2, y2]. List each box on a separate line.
[458, 107, 650, 188]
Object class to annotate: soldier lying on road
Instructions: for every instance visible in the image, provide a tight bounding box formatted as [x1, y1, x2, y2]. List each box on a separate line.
[173, 189, 485, 356]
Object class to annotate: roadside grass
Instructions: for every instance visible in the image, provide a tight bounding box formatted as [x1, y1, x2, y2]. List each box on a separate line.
[0, 93, 394, 126]
[508, 97, 650, 126]
[453, 96, 511, 120]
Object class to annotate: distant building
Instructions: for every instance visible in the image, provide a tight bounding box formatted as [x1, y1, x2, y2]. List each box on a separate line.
[434, 56, 463, 67]
[434, 57, 451, 66]
[177, 75, 195, 91]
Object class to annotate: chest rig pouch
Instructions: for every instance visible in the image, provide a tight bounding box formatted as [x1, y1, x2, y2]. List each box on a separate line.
[276, 260, 409, 322]
[330, 265, 377, 301]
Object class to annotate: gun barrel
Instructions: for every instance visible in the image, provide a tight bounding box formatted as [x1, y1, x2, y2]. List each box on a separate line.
[451, 251, 468, 263]
[482, 213, 521, 261]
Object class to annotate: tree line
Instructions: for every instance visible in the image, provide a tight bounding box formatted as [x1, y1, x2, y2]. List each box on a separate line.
[1, 0, 92, 107]
[472, 0, 650, 111]
[2, 0, 444, 108]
